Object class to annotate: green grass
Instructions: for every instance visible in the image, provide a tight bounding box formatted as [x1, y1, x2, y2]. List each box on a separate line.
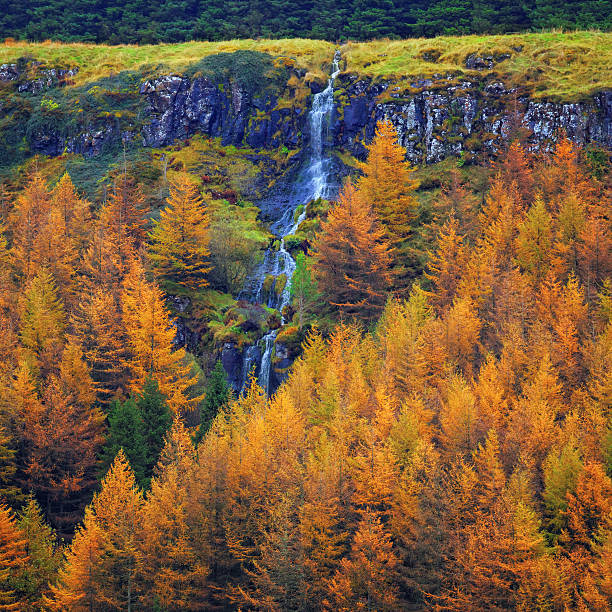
[342, 31, 612, 100]
[0, 31, 610, 101]
[0, 38, 335, 84]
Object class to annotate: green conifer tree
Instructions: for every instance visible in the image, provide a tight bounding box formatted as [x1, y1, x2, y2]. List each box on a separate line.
[136, 377, 172, 479]
[16, 495, 61, 610]
[195, 360, 230, 443]
[0, 426, 20, 504]
[290, 252, 321, 329]
[100, 398, 148, 488]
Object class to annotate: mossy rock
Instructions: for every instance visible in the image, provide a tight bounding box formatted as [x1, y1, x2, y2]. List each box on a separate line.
[262, 274, 276, 296]
[293, 204, 305, 222]
[266, 309, 282, 330]
[275, 324, 304, 353]
[274, 273, 287, 296]
[207, 319, 251, 347]
[283, 233, 306, 254]
[306, 197, 331, 219]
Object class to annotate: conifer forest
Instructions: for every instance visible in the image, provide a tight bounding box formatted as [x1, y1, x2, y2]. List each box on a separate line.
[0, 4, 611, 610]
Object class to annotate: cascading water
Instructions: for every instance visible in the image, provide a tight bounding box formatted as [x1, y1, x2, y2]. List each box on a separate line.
[237, 51, 341, 394]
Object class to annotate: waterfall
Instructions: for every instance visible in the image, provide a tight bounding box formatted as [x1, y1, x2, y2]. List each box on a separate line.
[238, 51, 341, 395]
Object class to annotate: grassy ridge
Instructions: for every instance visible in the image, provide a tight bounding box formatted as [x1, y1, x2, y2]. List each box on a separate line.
[1, 31, 611, 99]
[343, 31, 612, 100]
[0, 38, 336, 84]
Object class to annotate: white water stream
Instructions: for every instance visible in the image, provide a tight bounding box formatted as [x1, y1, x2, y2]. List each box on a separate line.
[238, 52, 341, 394]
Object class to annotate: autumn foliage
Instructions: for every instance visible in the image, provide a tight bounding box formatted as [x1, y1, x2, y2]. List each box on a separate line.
[0, 126, 610, 611]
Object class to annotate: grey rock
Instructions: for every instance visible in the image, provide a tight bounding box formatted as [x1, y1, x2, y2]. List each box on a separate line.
[140, 73, 306, 150]
[465, 53, 511, 70]
[333, 74, 612, 164]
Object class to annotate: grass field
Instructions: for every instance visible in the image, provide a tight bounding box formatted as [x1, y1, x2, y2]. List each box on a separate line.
[1, 31, 610, 100]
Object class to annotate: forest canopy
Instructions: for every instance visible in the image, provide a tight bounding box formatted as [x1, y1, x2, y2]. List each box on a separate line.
[1, 0, 611, 44]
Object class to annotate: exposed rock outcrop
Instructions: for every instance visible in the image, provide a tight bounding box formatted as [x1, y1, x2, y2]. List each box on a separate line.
[3, 58, 610, 168]
[140, 73, 306, 150]
[333, 74, 612, 164]
[0, 60, 79, 93]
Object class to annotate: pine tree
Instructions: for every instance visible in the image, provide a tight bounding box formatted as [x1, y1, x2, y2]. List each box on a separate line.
[356, 119, 420, 286]
[149, 173, 212, 296]
[290, 252, 320, 329]
[136, 376, 172, 480]
[195, 360, 230, 444]
[310, 181, 393, 322]
[100, 397, 148, 488]
[46, 450, 144, 611]
[16, 496, 61, 611]
[0, 426, 19, 504]
[0, 503, 28, 610]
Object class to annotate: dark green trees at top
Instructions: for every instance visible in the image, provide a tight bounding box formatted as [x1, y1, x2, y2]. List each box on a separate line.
[1, 0, 610, 44]
[195, 360, 231, 444]
[100, 377, 172, 488]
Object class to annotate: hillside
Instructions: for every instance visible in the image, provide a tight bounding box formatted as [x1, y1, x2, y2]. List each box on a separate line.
[0, 31, 611, 610]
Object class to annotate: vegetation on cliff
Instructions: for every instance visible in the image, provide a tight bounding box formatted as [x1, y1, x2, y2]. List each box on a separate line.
[2, 32, 611, 99]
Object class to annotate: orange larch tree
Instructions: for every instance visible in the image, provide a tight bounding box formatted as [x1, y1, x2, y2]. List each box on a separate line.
[325, 510, 400, 612]
[138, 419, 209, 610]
[0, 503, 28, 610]
[310, 181, 393, 322]
[356, 119, 420, 286]
[149, 173, 212, 296]
[121, 258, 201, 413]
[425, 213, 467, 313]
[46, 450, 144, 611]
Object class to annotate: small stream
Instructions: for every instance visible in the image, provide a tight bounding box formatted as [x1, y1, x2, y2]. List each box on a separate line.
[236, 51, 341, 394]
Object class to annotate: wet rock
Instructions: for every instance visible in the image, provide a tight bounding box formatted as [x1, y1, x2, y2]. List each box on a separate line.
[308, 79, 326, 94]
[0, 64, 19, 82]
[8, 59, 612, 171]
[221, 342, 245, 391]
[140, 73, 307, 150]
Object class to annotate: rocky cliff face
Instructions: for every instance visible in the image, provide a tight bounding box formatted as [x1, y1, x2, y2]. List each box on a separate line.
[333, 74, 612, 164]
[139, 73, 307, 150]
[2, 58, 610, 169]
